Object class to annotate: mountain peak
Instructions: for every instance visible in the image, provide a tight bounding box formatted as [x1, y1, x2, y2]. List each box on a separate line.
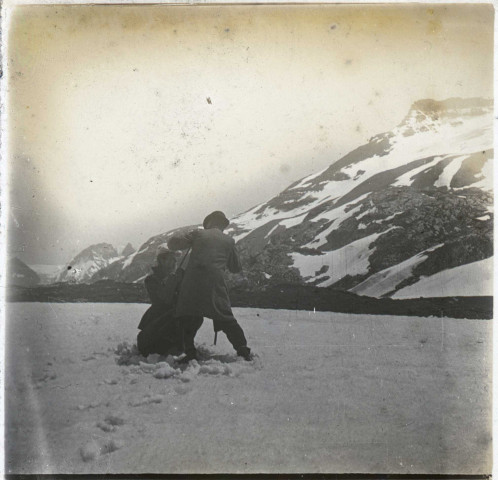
[401, 97, 492, 128]
[56, 243, 119, 283]
[75, 243, 118, 259]
[410, 97, 492, 115]
[121, 243, 136, 257]
[395, 96, 492, 139]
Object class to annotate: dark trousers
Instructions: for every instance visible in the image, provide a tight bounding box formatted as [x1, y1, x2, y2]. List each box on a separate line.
[180, 314, 248, 355]
[181, 316, 203, 356]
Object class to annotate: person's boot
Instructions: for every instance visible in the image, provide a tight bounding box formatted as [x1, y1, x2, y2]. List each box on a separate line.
[236, 346, 254, 361]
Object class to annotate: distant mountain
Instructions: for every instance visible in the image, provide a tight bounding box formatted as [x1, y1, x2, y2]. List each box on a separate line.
[121, 243, 136, 257]
[9, 258, 40, 287]
[73, 97, 493, 298]
[56, 243, 120, 283]
[29, 264, 63, 284]
[90, 227, 195, 283]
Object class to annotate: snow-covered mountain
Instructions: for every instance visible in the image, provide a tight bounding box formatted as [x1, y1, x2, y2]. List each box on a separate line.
[56, 243, 121, 283]
[227, 97, 493, 297]
[90, 227, 195, 284]
[80, 97, 491, 298]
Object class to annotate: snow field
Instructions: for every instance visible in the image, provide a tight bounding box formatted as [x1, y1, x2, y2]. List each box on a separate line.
[5, 303, 491, 474]
[392, 257, 493, 299]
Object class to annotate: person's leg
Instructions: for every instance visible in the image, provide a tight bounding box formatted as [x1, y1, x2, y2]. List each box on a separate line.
[215, 315, 252, 359]
[158, 312, 184, 356]
[183, 316, 204, 358]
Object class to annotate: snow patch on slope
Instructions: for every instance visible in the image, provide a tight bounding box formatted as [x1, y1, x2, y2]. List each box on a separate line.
[350, 244, 444, 298]
[289, 166, 329, 191]
[434, 155, 467, 188]
[393, 157, 443, 187]
[123, 251, 139, 269]
[467, 157, 493, 191]
[392, 257, 493, 298]
[304, 195, 370, 249]
[292, 230, 393, 287]
[280, 214, 308, 229]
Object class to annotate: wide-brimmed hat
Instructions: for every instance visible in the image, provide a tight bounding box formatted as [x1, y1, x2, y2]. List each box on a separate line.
[203, 211, 230, 229]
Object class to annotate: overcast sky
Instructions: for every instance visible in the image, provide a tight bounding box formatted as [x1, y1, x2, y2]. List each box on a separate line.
[6, 4, 493, 265]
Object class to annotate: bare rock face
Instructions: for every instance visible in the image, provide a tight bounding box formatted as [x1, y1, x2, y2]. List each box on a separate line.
[121, 243, 136, 257]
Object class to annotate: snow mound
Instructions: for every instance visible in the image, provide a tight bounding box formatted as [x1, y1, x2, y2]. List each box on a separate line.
[114, 342, 181, 369]
[114, 342, 144, 365]
[152, 362, 179, 379]
[193, 343, 264, 376]
[115, 342, 262, 382]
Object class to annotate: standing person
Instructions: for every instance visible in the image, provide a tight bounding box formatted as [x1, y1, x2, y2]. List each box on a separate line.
[167, 211, 253, 362]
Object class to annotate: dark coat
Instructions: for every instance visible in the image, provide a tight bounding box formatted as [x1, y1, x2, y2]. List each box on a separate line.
[138, 266, 175, 330]
[167, 228, 242, 327]
[137, 266, 181, 356]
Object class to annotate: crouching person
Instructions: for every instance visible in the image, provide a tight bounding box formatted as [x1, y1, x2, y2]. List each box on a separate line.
[138, 249, 200, 357]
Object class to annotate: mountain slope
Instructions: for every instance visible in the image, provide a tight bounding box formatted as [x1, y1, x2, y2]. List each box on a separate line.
[90, 226, 195, 284]
[8, 258, 41, 287]
[78, 97, 491, 298]
[56, 243, 120, 283]
[121, 243, 136, 257]
[227, 97, 493, 296]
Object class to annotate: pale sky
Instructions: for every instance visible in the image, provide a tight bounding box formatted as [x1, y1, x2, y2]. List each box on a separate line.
[6, 4, 493, 264]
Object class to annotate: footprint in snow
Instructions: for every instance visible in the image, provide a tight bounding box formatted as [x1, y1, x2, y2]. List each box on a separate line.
[128, 394, 164, 407]
[104, 378, 119, 385]
[34, 372, 58, 389]
[80, 438, 123, 462]
[77, 401, 101, 411]
[96, 414, 126, 432]
[82, 355, 97, 362]
[105, 414, 126, 426]
[37, 372, 57, 382]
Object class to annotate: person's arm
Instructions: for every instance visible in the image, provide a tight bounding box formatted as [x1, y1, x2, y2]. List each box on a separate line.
[167, 230, 199, 251]
[227, 242, 243, 273]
